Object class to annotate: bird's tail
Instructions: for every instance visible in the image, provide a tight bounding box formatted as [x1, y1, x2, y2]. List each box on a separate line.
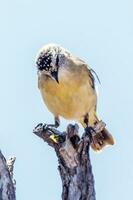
[90, 126, 115, 152]
[80, 114, 115, 152]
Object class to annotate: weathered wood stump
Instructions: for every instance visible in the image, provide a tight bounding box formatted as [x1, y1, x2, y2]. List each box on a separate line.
[33, 123, 96, 200]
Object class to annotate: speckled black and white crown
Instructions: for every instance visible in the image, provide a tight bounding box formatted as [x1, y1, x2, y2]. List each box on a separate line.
[36, 44, 70, 71]
[36, 51, 52, 71]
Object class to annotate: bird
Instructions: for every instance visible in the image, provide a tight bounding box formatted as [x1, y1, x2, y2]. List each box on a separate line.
[35, 43, 114, 151]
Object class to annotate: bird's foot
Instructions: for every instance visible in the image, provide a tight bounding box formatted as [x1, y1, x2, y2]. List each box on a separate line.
[33, 123, 44, 133]
[92, 121, 106, 147]
[85, 125, 105, 149]
[33, 123, 65, 144]
[85, 126, 96, 142]
[34, 123, 55, 133]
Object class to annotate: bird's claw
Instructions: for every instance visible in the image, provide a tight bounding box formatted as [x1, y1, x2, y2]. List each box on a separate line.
[42, 124, 53, 131]
[85, 126, 96, 134]
[85, 126, 96, 142]
[84, 121, 107, 150]
[33, 123, 56, 133]
[85, 125, 104, 146]
[33, 123, 44, 133]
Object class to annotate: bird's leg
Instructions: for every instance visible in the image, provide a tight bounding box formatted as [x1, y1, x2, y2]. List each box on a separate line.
[42, 116, 60, 131]
[84, 115, 106, 149]
[84, 114, 96, 143]
[47, 116, 60, 128]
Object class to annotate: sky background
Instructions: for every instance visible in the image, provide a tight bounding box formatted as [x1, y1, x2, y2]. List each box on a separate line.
[0, 0, 133, 199]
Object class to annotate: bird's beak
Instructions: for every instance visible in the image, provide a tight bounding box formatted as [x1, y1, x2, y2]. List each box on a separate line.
[51, 71, 59, 83]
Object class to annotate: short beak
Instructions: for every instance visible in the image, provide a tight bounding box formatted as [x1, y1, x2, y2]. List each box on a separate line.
[51, 71, 59, 83]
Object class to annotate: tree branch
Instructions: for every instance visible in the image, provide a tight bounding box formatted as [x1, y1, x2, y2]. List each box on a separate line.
[33, 123, 96, 200]
[0, 151, 16, 200]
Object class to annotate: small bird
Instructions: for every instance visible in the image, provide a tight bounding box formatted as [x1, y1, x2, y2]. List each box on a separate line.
[36, 43, 114, 151]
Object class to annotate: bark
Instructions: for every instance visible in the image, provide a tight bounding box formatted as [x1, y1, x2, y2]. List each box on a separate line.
[0, 151, 16, 200]
[33, 123, 97, 200]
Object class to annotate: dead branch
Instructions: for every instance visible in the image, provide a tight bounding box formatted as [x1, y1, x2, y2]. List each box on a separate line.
[33, 123, 96, 200]
[0, 151, 16, 200]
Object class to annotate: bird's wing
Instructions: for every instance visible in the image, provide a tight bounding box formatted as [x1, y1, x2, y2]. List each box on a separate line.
[88, 67, 95, 89]
[73, 56, 98, 89]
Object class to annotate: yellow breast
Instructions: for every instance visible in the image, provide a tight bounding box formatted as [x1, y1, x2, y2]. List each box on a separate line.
[38, 68, 97, 121]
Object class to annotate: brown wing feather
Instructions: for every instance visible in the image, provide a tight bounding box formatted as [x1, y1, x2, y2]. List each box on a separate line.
[74, 57, 96, 89]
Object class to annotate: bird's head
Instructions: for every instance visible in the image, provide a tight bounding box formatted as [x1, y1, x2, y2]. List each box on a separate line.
[36, 44, 70, 83]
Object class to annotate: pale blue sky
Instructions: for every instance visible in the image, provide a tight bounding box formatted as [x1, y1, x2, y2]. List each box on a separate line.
[0, 0, 133, 199]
